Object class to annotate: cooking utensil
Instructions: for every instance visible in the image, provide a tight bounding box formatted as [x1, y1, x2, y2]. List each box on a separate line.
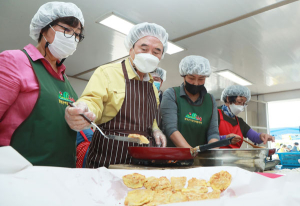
[68, 103, 140, 144]
[128, 136, 235, 160]
[243, 139, 265, 148]
[193, 148, 273, 172]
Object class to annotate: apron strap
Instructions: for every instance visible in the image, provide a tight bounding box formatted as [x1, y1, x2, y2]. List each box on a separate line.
[172, 87, 178, 106]
[235, 115, 240, 126]
[80, 130, 90, 142]
[218, 109, 224, 121]
[121, 60, 130, 83]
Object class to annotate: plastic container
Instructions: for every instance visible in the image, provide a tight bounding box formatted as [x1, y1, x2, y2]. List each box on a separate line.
[277, 152, 300, 169]
[275, 165, 282, 170]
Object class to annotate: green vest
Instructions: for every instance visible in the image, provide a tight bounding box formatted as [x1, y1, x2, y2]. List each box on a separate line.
[10, 50, 78, 168]
[168, 87, 213, 147]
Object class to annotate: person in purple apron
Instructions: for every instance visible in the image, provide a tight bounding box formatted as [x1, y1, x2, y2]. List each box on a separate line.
[65, 22, 168, 168]
[0, 2, 85, 167]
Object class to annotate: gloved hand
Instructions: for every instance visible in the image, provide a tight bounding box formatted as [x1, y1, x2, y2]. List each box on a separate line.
[65, 101, 96, 131]
[152, 129, 167, 147]
[260, 133, 275, 144]
[226, 133, 242, 145]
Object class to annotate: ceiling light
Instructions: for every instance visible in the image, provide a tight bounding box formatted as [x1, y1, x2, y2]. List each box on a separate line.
[166, 41, 184, 55]
[98, 14, 184, 55]
[216, 70, 252, 86]
[99, 14, 134, 35]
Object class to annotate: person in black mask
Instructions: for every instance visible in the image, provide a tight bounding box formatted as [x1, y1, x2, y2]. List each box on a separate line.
[160, 55, 219, 147]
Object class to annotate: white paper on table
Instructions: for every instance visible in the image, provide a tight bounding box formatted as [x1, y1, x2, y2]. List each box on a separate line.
[0, 165, 300, 206]
[0, 146, 32, 174]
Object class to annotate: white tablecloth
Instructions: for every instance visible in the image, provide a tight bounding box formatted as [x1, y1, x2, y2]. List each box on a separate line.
[1, 146, 300, 206]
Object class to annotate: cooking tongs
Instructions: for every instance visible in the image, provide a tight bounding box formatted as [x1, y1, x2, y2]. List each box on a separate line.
[190, 136, 235, 156]
[68, 103, 140, 144]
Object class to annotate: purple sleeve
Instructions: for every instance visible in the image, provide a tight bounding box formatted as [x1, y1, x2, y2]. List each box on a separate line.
[246, 129, 263, 144]
[220, 135, 227, 140]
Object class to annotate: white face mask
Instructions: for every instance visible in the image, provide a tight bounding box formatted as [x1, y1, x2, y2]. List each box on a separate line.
[229, 104, 245, 116]
[132, 51, 160, 73]
[44, 26, 78, 59]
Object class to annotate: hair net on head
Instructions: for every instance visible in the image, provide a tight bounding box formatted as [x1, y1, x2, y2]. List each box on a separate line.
[179, 55, 211, 77]
[151, 67, 167, 82]
[124, 22, 169, 59]
[221, 85, 251, 103]
[30, 2, 84, 41]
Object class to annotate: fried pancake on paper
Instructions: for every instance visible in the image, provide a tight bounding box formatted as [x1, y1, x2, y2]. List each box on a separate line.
[210, 170, 232, 191]
[208, 189, 221, 199]
[187, 178, 208, 193]
[122, 173, 146, 189]
[154, 176, 172, 191]
[182, 188, 209, 201]
[171, 177, 187, 191]
[143, 188, 173, 205]
[144, 176, 159, 190]
[124, 189, 154, 206]
[169, 191, 188, 203]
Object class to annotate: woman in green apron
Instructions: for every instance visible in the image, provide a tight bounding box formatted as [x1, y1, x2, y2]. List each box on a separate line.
[161, 55, 220, 148]
[0, 2, 87, 167]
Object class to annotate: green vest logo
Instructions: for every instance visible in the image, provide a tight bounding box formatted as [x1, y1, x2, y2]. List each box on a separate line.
[58, 91, 75, 105]
[185, 112, 202, 124]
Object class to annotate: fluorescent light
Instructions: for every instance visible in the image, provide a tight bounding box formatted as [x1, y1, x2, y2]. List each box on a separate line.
[216, 70, 252, 86]
[98, 14, 184, 55]
[166, 41, 184, 55]
[99, 14, 134, 35]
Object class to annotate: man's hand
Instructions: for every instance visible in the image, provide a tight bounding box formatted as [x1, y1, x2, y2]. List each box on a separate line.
[65, 101, 96, 131]
[153, 129, 167, 147]
[260, 133, 275, 144]
[226, 133, 242, 145]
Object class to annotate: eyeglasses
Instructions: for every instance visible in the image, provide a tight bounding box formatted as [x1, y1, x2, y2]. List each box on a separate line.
[235, 101, 248, 106]
[54, 24, 84, 42]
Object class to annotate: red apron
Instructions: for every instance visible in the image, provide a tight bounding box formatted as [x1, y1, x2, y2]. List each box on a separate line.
[218, 109, 243, 148]
[76, 130, 91, 168]
[86, 60, 159, 168]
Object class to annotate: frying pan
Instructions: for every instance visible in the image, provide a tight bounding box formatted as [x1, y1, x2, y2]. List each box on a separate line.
[128, 137, 234, 160]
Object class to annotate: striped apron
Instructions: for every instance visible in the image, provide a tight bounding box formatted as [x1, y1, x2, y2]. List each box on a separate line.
[86, 60, 160, 168]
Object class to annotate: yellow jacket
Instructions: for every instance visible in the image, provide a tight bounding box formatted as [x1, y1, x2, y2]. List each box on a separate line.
[78, 58, 160, 130]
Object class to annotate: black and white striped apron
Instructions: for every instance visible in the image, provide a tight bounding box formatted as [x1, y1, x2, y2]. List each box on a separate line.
[86, 60, 160, 168]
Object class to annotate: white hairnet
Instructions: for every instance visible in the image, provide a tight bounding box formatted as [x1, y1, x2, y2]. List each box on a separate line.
[221, 85, 251, 102]
[151, 67, 167, 82]
[30, 2, 84, 41]
[179, 55, 211, 77]
[124, 22, 169, 59]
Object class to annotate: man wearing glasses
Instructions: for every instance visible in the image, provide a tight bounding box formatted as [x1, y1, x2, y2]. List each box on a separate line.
[0, 2, 85, 168]
[218, 85, 274, 148]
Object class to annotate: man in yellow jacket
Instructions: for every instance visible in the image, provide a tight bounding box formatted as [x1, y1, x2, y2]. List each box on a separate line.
[65, 22, 168, 168]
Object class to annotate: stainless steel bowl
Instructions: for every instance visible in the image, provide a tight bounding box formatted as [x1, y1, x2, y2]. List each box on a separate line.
[193, 148, 271, 172]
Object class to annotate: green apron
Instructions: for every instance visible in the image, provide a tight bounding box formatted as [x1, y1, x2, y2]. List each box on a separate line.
[168, 86, 213, 147]
[10, 50, 78, 168]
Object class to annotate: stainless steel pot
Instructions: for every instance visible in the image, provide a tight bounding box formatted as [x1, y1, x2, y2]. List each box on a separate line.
[193, 148, 272, 172]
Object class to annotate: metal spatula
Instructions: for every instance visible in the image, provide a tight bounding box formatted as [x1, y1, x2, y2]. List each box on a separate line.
[68, 103, 140, 144]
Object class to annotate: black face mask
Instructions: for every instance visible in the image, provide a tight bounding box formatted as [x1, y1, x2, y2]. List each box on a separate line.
[184, 81, 204, 95]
